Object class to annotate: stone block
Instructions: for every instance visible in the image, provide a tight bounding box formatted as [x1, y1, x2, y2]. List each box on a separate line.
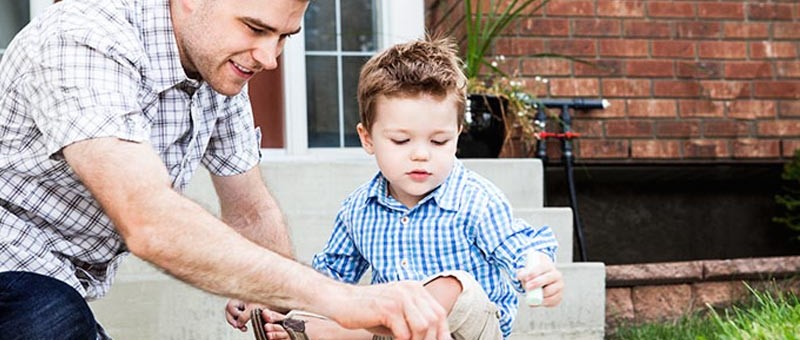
[606, 261, 703, 287]
[632, 284, 693, 323]
[704, 256, 800, 281]
[692, 281, 732, 309]
[605, 287, 634, 326]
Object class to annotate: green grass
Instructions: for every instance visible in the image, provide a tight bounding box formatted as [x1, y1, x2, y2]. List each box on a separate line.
[609, 283, 800, 340]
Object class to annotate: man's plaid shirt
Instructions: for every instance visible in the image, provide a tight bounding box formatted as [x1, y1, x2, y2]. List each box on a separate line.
[0, 0, 261, 300]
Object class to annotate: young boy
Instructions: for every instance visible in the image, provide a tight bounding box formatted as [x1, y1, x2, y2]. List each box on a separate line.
[229, 37, 564, 339]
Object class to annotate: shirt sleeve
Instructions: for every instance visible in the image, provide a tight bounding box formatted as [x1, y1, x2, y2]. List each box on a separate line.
[311, 208, 370, 284]
[201, 88, 261, 176]
[475, 190, 559, 292]
[24, 25, 150, 158]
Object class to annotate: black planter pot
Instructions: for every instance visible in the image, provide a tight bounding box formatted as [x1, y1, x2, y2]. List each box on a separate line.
[457, 93, 508, 158]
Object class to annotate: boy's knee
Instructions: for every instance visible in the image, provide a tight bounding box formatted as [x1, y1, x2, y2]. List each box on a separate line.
[424, 275, 463, 313]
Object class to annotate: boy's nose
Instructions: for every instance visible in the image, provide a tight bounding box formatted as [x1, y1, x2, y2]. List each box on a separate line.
[411, 145, 430, 161]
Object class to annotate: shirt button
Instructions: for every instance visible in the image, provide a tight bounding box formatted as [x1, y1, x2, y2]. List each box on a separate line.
[400, 216, 409, 225]
[400, 259, 408, 267]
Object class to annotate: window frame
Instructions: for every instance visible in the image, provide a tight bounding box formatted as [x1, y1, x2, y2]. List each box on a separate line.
[271, 0, 424, 158]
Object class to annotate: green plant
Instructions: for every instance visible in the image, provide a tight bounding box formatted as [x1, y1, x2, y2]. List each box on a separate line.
[461, 0, 554, 155]
[774, 148, 800, 241]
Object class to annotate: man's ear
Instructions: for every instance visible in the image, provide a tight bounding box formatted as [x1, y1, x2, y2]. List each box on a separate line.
[356, 123, 374, 155]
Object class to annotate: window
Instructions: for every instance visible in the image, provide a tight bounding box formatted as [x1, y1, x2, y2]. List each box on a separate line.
[0, 0, 54, 60]
[279, 0, 423, 155]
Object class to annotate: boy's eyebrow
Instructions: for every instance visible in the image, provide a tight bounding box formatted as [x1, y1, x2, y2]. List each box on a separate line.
[242, 17, 303, 36]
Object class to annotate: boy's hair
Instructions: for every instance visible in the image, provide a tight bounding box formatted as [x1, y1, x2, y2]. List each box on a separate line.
[357, 37, 467, 132]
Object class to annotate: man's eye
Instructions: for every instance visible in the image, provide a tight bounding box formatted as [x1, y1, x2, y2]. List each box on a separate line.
[246, 24, 263, 34]
[391, 139, 409, 145]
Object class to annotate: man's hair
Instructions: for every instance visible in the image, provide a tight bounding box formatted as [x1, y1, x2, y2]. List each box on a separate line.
[357, 37, 467, 132]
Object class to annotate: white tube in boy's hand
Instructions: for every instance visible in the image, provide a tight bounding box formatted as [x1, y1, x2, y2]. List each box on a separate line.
[524, 249, 544, 306]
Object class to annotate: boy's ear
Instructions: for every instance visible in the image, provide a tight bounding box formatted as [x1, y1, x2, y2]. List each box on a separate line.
[356, 123, 375, 155]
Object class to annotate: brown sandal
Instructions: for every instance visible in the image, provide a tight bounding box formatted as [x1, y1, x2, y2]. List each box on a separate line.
[250, 308, 311, 340]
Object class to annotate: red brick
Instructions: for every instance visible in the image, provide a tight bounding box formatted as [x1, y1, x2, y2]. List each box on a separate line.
[631, 140, 682, 158]
[549, 78, 600, 97]
[697, 2, 744, 20]
[583, 99, 626, 118]
[573, 19, 621, 37]
[724, 62, 773, 79]
[698, 81, 752, 100]
[495, 38, 546, 56]
[698, 41, 747, 59]
[652, 41, 695, 59]
[751, 42, 798, 59]
[684, 140, 730, 159]
[626, 60, 674, 78]
[654, 80, 703, 98]
[545, 0, 595, 16]
[780, 101, 800, 117]
[576, 139, 629, 158]
[572, 120, 604, 137]
[521, 58, 572, 76]
[754, 81, 800, 99]
[548, 39, 597, 56]
[623, 20, 672, 38]
[728, 100, 777, 119]
[747, 3, 795, 21]
[676, 62, 722, 79]
[757, 120, 800, 137]
[520, 18, 569, 36]
[606, 120, 654, 137]
[774, 23, 800, 40]
[704, 120, 751, 137]
[677, 22, 722, 39]
[723, 22, 770, 39]
[733, 139, 781, 158]
[776, 61, 800, 78]
[597, 1, 645, 18]
[599, 39, 649, 57]
[679, 100, 725, 118]
[603, 79, 652, 98]
[627, 99, 677, 117]
[647, 2, 694, 18]
[656, 121, 700, 137]
[783, 140, 800, 157]
[574, 59, 623, 77]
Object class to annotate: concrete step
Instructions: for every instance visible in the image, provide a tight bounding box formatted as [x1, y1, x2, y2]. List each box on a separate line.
[184, 158, 546, 217]
[91, 258, 605, 339]
[511, 262, 606, 340]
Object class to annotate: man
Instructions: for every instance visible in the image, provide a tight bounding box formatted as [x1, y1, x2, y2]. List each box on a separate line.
[0, 0, 449, 339]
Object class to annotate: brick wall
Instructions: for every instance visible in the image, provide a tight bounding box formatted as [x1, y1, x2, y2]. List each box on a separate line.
[427, 0, 800, 162]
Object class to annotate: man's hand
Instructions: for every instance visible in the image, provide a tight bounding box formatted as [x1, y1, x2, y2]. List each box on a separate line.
[329, 281, 451, 340]
[225, 299, 260, 332]
[516, 252, 564, 307]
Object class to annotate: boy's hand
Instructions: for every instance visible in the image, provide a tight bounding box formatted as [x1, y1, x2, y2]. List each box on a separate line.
[516, 252, 564, 307]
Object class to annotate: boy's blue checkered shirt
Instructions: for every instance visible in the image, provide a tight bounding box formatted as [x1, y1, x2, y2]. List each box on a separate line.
[312, 160, 558, 337]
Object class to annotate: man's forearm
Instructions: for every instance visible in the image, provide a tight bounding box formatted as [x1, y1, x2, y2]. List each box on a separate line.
[220, 193, 294, 258]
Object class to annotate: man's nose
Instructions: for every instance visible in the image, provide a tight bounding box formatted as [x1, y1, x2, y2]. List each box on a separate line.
[252, 37, 280, 71]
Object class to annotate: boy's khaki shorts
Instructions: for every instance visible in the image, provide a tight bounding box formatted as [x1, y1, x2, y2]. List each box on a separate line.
[374, 270, 503, 340]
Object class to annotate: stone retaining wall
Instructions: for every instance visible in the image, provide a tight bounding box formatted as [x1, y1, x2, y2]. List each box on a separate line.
[605, 256, 800, 330]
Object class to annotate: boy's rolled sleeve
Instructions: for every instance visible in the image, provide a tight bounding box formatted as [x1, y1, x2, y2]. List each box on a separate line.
[311, 213, 369, 284]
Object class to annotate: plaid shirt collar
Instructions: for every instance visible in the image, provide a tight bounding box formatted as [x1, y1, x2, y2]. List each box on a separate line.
[142, 0, 196, 93]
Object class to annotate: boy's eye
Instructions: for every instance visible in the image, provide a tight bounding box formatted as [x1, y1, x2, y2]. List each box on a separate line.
[391, 139, 409, 145]
[432, 139, 449, 145]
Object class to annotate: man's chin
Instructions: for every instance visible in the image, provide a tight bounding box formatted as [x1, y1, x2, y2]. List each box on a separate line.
[208, 81, 246, 97]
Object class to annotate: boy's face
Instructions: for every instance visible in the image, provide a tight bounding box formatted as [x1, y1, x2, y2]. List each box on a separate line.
[174, 0, 307, 96]
[357, 94, 462, 208]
